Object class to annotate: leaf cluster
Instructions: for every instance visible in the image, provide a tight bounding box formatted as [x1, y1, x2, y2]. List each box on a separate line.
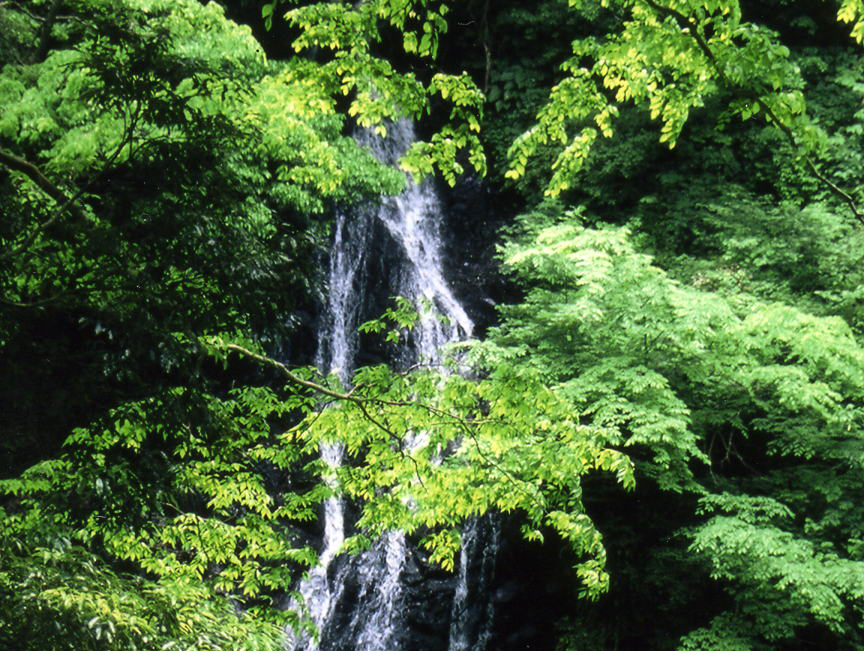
[492, 207, 864, 648]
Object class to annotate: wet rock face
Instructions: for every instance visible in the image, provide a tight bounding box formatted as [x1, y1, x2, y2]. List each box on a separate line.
[291, 496, 572, 651]
[302, 514, 574, 651]
[440, 174, 516, 338]
[399, 551, 453, 651]
[320, 544, 456, 651]
[316, 516, 510, 651]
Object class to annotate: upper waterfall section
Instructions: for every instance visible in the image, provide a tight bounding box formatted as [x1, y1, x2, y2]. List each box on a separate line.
[317, 118, 474, 376]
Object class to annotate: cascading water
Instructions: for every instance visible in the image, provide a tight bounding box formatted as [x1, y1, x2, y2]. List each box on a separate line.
[292, 119, 498, 651]
[448, 515, 501, 651]
[285, 213, 361, 651]
[363, 120, 473, 364]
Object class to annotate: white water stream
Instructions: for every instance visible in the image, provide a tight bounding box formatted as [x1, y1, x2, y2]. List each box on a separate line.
[447, 515, 501, 651]
[290, 119, 496, 651]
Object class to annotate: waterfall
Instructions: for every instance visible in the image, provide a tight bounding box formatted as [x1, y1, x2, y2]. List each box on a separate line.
[285, 211, 363, 651]
[291, 119, 497, 651]
[448, 515, 502, 651]
[360, 120, 473, 364]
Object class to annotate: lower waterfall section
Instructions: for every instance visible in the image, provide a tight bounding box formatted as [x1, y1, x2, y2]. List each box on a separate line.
[448, 515, 502, 651]
[289, 120, 500, 651]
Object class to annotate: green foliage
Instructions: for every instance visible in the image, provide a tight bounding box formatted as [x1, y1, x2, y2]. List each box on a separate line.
[262, 0, 486, 183]
[0, 536, 284, 651]
[504, 0, 857, 201]
[0, 0, 407, 647]
[480, 0, 594, 199]
[293, 358, 634, 598]
[5, 0, 864, 650]
[633, 183, 864, 331]
[691, 501, 864, 633]
[484, 223, 713, 488]
[491, 208, 864, 648]
[358, 296, 420, 343]
[838, 0, 864, 42]
[0, 0, 405, 460]
[0, 383, 318, 650]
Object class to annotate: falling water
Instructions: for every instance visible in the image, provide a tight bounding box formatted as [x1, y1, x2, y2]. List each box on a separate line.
[285, 212, 364, 651]
[314, 211, 375, 381]
[292, 119, 497, 651]
[448, 515, 502, 651]
[357, 120, 474, 365]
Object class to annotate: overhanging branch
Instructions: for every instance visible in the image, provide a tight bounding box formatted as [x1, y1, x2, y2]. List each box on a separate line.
[640, 0, 864, 226]
[224, 343, 549, 511]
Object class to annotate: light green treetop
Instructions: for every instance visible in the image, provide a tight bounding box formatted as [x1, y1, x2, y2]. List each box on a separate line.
[506, 0, 864, 222]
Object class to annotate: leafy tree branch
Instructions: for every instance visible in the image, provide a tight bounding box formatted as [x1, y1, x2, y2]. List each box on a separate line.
[0, 149, 87, 221]
[639, 0, 864, 225]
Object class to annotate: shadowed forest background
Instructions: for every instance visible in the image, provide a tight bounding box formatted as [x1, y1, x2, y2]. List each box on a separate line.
[2, 0, 864, 649]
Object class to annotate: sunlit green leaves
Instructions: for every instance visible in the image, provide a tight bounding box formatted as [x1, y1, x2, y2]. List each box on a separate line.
[689, 512, 864, 640]
[0, 2, 393, 633]
[283, 0, 449, 58]
[506, 0, 826, 197]
[285, 357, 634, 599]
[0, 384, 313, 650]
[278, 0, 485, 182]
[838, 0, 864, 42]
[492, 208, 864, 647]
[0, 536, 286, 651]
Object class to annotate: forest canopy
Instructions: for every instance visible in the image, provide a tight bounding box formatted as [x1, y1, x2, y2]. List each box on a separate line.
[2, 0, 864, 650]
